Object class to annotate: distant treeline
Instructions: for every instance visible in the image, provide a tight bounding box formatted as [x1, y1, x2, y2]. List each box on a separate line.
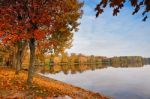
[143, 58, 150, 65]
[46, 53, 150, 66]
[41, 56, 149, 74]
[40, 55, 150, 74]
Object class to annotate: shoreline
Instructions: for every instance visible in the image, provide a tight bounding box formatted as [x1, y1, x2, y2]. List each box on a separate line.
[36, 73, 110, 99]
[0, 67, 110, 99]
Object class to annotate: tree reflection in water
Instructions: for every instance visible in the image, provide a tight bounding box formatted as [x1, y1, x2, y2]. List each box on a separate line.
[41, 61, 148, 75]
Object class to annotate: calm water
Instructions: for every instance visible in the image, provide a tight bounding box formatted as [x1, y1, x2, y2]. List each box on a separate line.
[41, 65, 150, 99]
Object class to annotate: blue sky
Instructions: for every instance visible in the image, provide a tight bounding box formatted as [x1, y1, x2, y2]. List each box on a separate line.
[67, 0, 150, 57]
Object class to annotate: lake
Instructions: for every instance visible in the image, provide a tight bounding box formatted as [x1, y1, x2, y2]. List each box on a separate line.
[41, 64, 150, 99]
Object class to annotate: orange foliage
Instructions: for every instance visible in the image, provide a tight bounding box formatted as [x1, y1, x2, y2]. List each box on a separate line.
[0, 0, 83, 47]
[0, 67, 108, 99]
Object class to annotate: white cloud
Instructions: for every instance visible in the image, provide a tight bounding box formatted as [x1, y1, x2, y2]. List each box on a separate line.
[67, 2, 150, 57]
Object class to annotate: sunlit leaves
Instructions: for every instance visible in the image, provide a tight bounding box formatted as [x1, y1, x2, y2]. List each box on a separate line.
[0, 0, 83, 85]
[0, 0, 83, 53]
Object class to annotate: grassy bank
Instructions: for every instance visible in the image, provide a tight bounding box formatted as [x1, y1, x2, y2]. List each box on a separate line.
[0, 67, 109, 99]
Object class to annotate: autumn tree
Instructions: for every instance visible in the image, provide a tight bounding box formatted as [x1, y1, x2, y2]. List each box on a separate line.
[0, 0, 83, 85]
[52, 29, 73, 56]
[95, 0, 150, 21]
[0, 43, 10, 66]
[61, 52, 69, 63]
[0, 0, 29, 73]
[0, 42, 20, 68]
[69, 53, 78, 64]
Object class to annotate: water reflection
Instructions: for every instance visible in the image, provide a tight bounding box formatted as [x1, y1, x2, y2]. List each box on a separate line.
[41, 63, 150, 99]
[41, 62, 144, 75]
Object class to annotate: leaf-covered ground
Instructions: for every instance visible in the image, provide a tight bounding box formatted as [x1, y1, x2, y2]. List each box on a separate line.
[0, 67, 109, 99]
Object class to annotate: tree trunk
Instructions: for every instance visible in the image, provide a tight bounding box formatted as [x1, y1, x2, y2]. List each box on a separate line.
[15, 47, 22, 74]
[27, 38, 35, 86]
[20, 44, 27, 69]
[15, 41, 27, 74]
[12, 52, 17, 68]
[12, 45, 17, 69]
